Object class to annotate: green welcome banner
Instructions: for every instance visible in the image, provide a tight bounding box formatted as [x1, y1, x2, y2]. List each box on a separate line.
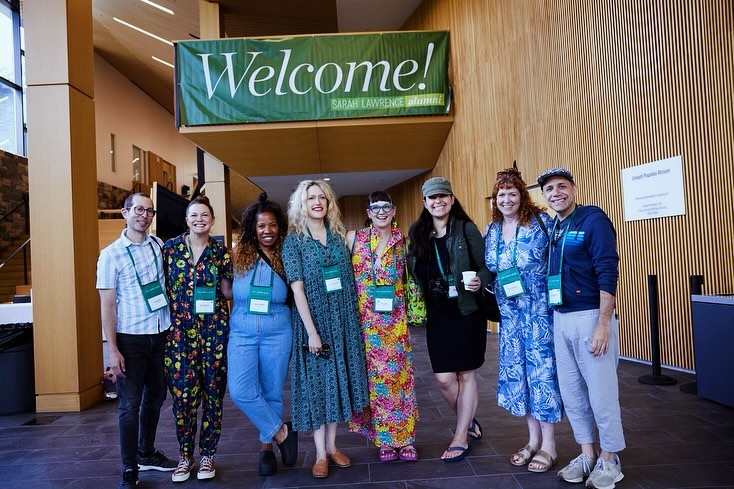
[175, 31, 450, 126]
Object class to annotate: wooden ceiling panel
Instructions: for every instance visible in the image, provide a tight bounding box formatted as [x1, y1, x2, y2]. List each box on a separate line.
[180, 114, 453, 178]
[213, 0, 338, 37]
[316, 115, 454, 172]
[180, 122, 322, 176]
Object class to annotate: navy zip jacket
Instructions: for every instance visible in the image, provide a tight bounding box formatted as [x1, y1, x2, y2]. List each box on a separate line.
[548, 205, 619, 312]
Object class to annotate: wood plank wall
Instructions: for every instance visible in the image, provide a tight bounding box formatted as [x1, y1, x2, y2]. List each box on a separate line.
[349, 0, 734, 370]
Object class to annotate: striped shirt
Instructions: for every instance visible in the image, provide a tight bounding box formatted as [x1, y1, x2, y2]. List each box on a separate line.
[96, 229, 171, 335]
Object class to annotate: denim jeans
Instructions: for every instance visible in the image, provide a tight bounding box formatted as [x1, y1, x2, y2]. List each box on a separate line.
[116, 331, 168, 471]
[228, 310, 292, 443]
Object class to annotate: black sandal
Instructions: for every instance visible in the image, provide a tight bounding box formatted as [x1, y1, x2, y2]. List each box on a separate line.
[468, 418, 483, 441]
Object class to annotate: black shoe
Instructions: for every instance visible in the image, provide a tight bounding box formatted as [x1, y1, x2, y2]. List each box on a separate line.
[118, 468, 138, 489]
[137, 449, 177, 471]
[277, 421, 299, 466]
[259, 450, 277, 476]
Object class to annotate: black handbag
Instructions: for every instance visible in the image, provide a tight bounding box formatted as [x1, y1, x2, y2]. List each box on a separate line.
[462, 221, 501, 323]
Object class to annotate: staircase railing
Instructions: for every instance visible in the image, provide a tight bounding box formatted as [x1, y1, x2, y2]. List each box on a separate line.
[0, 194, 31, 286]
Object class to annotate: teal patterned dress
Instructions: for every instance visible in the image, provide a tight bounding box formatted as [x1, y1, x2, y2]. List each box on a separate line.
[282, 231, 369, 431]
[484, 212, 563, 423]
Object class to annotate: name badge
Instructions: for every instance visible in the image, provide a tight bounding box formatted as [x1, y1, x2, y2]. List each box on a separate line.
[140, 280, 168, 313]
[447, 275, 458, 298]
[194, 285, 216, 315]
[498, 266, 525, 298]
[372, 285, 395, 312]
[322, 264, 343, 293]
[547, 274, 563, 306]
[248, 284, 272, 315]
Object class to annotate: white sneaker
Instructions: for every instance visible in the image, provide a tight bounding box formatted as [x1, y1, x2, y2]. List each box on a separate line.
[171, 457, 193, 483]
[197, 455, 216, 480]
[558, 453, 597, 483]
[585, 455, 624, 489]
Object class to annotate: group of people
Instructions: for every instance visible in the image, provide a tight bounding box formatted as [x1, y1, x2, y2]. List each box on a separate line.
[97, 167, 625, 489]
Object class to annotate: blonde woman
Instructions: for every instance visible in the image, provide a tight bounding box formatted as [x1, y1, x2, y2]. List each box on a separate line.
[282, 179, 369, 479]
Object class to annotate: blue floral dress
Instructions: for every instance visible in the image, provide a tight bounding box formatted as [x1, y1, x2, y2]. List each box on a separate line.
[484, 213, 563, 423]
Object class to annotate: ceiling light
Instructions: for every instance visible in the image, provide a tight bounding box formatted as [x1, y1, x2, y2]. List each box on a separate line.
[140, 0, 174, 15]
[152, 56, 174, 68]
[323, 177, 331, 181]
[113, 17, 173, 46]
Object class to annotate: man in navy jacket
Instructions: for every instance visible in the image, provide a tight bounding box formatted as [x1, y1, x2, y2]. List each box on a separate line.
[539, 168, 625, 489]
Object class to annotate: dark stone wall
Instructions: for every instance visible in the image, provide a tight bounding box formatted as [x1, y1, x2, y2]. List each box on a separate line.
[0, 149, 29, 255]
[97, 181, 132, 218]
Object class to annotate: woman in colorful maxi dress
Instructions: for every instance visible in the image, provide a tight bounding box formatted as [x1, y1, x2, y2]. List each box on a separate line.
[163, 195, 233, 482]
[282, 179, 369, 479]
[484, 167, 563, 473]
[346, 190, 419, 463]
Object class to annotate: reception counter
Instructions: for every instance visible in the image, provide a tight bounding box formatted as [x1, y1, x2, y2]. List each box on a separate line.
[691, 294, 734, 407]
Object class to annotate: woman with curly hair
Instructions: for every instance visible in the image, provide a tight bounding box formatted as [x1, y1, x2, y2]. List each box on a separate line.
[162, 195, 233, 482]
[484, 167, 563, 473]
[281, 180, 369, 479]
[228, 193, 298, 476]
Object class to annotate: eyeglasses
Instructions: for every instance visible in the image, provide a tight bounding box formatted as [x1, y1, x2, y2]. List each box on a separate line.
[367, 203, 395, 214]
[126, 206, 156, 217]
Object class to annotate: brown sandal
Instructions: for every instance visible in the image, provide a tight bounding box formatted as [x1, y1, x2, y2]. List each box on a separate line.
[527, 450, 557, 473]
[510, 444, 537, 466]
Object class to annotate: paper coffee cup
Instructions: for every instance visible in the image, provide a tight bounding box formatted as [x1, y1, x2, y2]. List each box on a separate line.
[462, 270, 477, 286]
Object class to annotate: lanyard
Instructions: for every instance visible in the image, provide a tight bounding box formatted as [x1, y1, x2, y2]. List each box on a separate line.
[125, 242, 160, 287]
[306, 226, 334, 265]
[547, 206, 578, 276]
[369, 230, 397, 286]
[495, 222, 519, 270]
[432, 238, 450, 280]
[250, 258, 275, 288]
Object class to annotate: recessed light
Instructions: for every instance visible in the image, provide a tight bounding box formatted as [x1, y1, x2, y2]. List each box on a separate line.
[152, 56, 174, 68]
[113, 17, 173, 46]
[140, 0, 174, 15]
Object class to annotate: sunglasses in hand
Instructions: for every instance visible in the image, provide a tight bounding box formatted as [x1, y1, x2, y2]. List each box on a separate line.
[302, 342, 330, 358]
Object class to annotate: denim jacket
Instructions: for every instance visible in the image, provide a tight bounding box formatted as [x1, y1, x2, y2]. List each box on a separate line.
[408, 216, 490, 316]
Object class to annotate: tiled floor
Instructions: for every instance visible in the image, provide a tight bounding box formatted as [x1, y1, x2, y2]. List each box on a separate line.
[1, 327, 734, 489]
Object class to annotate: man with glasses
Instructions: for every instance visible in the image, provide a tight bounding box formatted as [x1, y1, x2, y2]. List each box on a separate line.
[538, 169, 625, 489]
[97, 192, 176, 489]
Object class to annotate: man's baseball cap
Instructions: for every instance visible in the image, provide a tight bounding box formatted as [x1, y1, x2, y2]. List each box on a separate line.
[537, 168, 575, 188]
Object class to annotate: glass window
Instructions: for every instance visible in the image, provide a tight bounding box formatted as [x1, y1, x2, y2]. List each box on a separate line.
[0, 83, 20, 154]
[110, 133, 116, 172]
[0, 4, 14, 82]
[132, 145, 144, 183]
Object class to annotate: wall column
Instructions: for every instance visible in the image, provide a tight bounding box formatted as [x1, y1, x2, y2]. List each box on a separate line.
[24, 0, 102, 411]
[198, 0, 231, 245]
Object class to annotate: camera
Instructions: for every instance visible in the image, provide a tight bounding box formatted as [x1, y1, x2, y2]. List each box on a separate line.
[428, 277, 448, 299]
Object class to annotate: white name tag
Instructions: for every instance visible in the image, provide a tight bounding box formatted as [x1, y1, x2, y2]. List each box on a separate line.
[195, 299, 215, 314]
[448, 284, 458, 298]
[249, 298, 269, 314]
[325, 276, 343, 292]
[502, 280, 524, 297]
[147, 293, 167, 311]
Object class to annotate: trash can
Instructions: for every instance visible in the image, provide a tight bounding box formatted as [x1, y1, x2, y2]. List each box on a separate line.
[0, 323, 35, 414]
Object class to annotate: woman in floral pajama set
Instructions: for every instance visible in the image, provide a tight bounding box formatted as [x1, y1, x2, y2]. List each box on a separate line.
[163, 195, 233, 483]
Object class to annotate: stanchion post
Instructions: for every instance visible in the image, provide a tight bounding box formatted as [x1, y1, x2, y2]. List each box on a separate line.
[680, 274, 704, 394]
[639, 274, 677, 385]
